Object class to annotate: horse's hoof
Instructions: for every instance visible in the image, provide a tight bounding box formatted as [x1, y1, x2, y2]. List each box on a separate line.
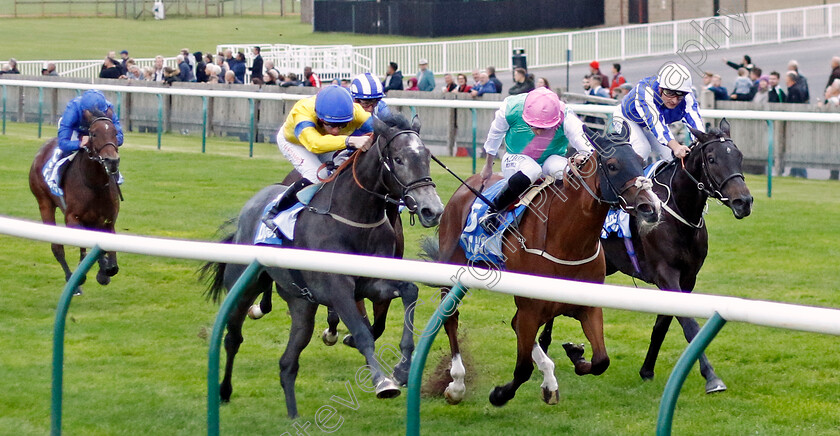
[72, 287, 83, 296]
[488, 386, 509, 407]
[705, 378, 727, 394]
[219, 383, 232, 402]
[342, 334, 356, 348]
[541, 386, 559, 405]
[96, 273, 111, 286]
[639, 369, 655, 381]
[247, 305, 264, 320]
[375, 378, 401, 399]
[444, 384, 465, 405]
[321, 328, 338, 346]
[393, 362, 410, 386]
[105, 265, 119, 277]
[562, 342, 585, 362]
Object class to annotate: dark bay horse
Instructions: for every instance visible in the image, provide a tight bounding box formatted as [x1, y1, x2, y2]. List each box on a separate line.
[29, 110, 121, 294]
[201, 115, 444, 418]
[247, 170, 405, 349]
[539, 119, 753, 394]
[424, 125, 662, 406]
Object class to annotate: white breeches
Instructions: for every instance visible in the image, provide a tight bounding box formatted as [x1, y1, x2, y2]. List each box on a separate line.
[501, 153, 569, 183]
[611, 106, 673, 161]
[276, 131, 349, 182]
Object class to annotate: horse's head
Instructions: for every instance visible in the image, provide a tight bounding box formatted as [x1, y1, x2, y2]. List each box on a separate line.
[584, 123, 661, 229]
[372, 115, 444, 227]
[83, 109, 120, 176]
[687, 119, 753, 219]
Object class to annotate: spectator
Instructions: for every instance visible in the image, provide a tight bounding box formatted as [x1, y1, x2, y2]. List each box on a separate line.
[581, 75, 591, 93]
[340, 78, 352, 88]
[609, 63, 626, 97]
[455, 74, 472, 93]
[281, 72, 301, 87]
[753, 76, 770, 104]
[125, 64, 144, 80]
[250, 46, 263, 82]
[232, 53, 246, 84]
[142, 66, 154, 81]
[785, 71, 808, 103]
[471, 69, 481, 87]
[536, 77, 550, 89]
[827, 56, 840, 90]
[264, 70, 279, 85]
[788, 60, 810, 103]
[382, 62, 403, 92]
[441, 73, 457, 92]
[588, 75, 610, 98]
[195, 52, 207, 83]
[176, 55, 193, 82]
[470, 72, 496, 97]
[251, 76, 264, 87]
[406, 77, 419, 91]
[152, 55, 165, 82]
[224, 70, 238, 84]
[487, 66, 503, 93]
[163, 66, 180, 85]
[416, 59, 435, 91]
[215, 55, 228, 82]
[206, 64, 220, 84]
[303, 66, 321, 87]
[223, 49, 234, 67]
[3, 58, 20, 74]
[708, 74, 729, 101]
[265, 60, 280, 80]
[723, 54, 753, 72]
[588, 60, 610, 89]
[99, 57, 122, 79]
[508, 67, 534, 95]
[767, 71, 786, 103]
[41, 62, 58, 76]
[730, 67, 753, 100]
[119, 50, 130, 74]
[818, 79, 840, 107]
[613, 82, 633, 101]
[701, 71, 714, 88]
[181, 48, 194, 70]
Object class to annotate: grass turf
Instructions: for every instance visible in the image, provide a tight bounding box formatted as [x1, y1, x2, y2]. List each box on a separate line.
[0, 121, 839, 435]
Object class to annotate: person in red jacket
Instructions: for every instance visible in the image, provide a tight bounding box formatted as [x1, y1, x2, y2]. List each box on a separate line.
[589, 60, 610, 90]
[609, 63, 626, 98]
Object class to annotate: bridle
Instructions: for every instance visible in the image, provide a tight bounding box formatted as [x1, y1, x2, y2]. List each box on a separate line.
[569, 143, 653, 212]
[350, 129, 436, 213]
[82, 117, 119, 176]
[679, 136, 744, 202]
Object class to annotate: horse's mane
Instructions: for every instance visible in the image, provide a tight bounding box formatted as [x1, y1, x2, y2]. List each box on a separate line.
[83, 109, 108, 129]
[376, 112, 413, 132]
[704, 127, 727, 138]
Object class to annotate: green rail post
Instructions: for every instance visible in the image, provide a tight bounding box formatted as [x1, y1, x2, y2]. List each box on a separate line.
[248, 98, 255, 158]
[207, 261, 262, 436]
[656, 312, 727, 436]
[406, 283, 469, 436]
[766, 120, 774, 198]
[470, 108, 477, 174]
[156, 93, 163, 150]
[2, 84, 6, 135]
[38, 86, 44, 138]
[51, 246, 104, 436]
[410, 106, 417, 119]
[201, 96, 208, 153]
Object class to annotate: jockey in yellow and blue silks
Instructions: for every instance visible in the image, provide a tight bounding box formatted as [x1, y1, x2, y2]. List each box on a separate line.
[262, 85, 374, 233]
[479, 87, 592, 228]
[350, 72, 393, 119]
[612, 62, 704, 161]
[58, 90, 124, 159]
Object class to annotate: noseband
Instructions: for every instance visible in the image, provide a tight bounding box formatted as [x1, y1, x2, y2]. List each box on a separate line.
[84, 117, 119, 175]
[682, 136, 744, 201]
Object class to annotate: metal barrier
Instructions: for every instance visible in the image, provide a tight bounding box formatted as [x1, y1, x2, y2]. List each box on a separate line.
[1, 216, 840, 435]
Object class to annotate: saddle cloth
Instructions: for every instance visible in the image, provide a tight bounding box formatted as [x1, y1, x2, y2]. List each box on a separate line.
[600, 160, 666, 239]
[458, 179, 526, 267]
[42, 147, 124, 198]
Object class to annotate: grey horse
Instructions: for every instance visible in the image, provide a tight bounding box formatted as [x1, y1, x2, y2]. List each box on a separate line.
[201, 114, 444, 418]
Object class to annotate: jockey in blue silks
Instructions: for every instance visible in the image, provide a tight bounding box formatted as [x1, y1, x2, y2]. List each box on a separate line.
[44, 90, 124, 196]
[350, 72, 392, 119]
[612, 62, 704, 161]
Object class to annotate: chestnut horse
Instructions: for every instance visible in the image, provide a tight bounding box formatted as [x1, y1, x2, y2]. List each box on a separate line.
[539, 119, 752, 394]
[29, 111, 121, 295]
[425, 125, 662, 406]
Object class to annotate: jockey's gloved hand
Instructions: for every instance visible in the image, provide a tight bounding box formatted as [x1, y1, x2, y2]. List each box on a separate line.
[346, 135, 373, 152]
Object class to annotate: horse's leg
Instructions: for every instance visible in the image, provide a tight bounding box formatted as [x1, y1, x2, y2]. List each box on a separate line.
[279, 295, 319, 419]
[538, 318, 555, 354]
[96, 250, 118, 285]
[247, 288, 273, 320]
[339, 300, 392, 348]
[489, 307, 540, 407]
[321, 306, 340, 346]
[341, 300, 371, 348]
[564, 307, 610, 376]
[639, 315, 674, 380]
[392, 282, 418, 386]
[370, 300, 392, 340]
[38, 202, 74, 285]
[531, 342, 559, 405]
[219, 280, 267, 403]
[441, 286, 466, 405]
[676, 316, 727, 393]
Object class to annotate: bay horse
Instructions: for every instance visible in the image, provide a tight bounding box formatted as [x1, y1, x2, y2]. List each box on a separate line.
[424, 125, 662, 406]
[29, 110, 121, 295]
[539, 119, 752, 394]
[200, 114, 444, 418]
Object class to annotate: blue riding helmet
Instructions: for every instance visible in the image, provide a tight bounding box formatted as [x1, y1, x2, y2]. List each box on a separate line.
[315, 85, 355, 123]
[79, 90, 109, 113]
[350, 73, 385, 99]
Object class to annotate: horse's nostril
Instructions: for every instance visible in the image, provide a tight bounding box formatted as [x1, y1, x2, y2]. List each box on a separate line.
[637, 203, 653, 215]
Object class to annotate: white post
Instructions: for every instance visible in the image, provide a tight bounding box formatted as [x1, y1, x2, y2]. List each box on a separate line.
[443, 43, 448, 74]
[830, 5, 834, 38]
[621, 27, 626, 60]
[647, 25, 651, 56]
[751, 13, 755, 44]
[778, 11, 782, 43]
[803, 10, 807, 38]
[508, 39, 513, 71]
[595, 31, 600, 63]
[672, 22, 678, 53]
[534, 37, 539, 69]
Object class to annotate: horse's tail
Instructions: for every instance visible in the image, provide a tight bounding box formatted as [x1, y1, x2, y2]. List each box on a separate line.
[199, 219, 238, 304]
[418, 235, 440, 262]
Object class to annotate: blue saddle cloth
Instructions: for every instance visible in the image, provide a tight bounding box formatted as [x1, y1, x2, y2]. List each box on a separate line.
[458, 180, 526, 268]
[600, 160, 665, 239]
[254, 191, 306, 246]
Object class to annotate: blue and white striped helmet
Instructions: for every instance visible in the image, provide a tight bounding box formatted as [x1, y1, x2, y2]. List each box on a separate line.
[350, 73, 385, 99]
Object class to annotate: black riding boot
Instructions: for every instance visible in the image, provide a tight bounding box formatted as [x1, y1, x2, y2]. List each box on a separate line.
[262, 178, 313, 234]
[480, 171, 532, 233]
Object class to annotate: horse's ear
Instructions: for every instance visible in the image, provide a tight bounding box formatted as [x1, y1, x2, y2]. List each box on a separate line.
[82, 109, 95, 126]
[607, 120, 630, 145]
[373, 116, 390, 137]
[688, 126, 705, 142]
[719, 118, 731, 136]
[411, 115, 421, 134]
[104, 106, 115, 120]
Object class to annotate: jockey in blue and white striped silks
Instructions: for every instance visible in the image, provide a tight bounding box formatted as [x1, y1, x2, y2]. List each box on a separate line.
[350, 72, 393, 119]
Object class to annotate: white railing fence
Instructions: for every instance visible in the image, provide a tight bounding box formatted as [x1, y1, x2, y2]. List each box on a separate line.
[17, 57, 179, 79]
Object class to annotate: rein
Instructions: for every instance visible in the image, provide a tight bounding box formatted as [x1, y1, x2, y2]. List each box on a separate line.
[567, 150, 652, 211]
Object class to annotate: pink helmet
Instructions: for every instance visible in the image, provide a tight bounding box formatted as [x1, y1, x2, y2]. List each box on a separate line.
[522, 87, 564, 129]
